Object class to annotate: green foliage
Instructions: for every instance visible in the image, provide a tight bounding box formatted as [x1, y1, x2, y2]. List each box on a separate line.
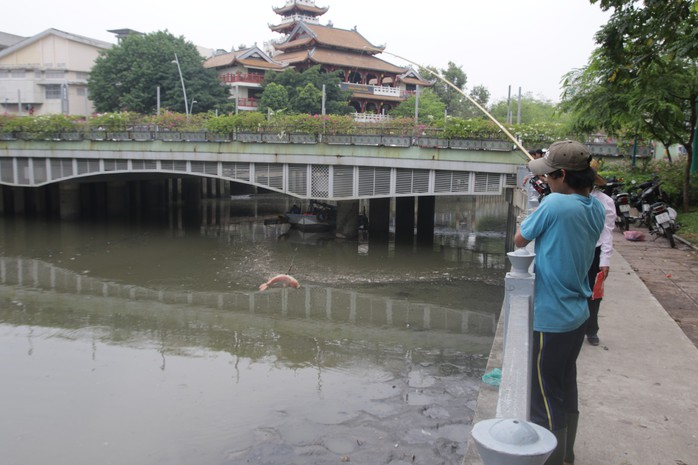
[511, 122, 572, 147]
[489, 93, 566, 125]
[0, 114, 83, 137]
[675, 209, 698, 244]
[426, 62, 468, 115]
[261, 66, 352, 115]
[293, 83, 323, 115]
[600, 158, 698, 208]
[389, 89, 446, 124]
[564, 0, 698, 209]
[204, 114, 238, 134]
[442, 118, 503, 139]
[87, 30, 229, 114]
[258, 83, 289, 114]
[145, 112, 209, 131]
[87, 112, 142, 131]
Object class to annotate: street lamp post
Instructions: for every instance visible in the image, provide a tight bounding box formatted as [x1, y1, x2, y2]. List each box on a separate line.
[172, 53, 189, 117]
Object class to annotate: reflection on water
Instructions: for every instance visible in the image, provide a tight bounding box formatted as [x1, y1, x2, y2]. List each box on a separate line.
[0, 194, 507, 465]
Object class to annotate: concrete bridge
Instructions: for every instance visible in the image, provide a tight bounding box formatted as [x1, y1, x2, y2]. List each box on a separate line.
[0, 131, 528, 242]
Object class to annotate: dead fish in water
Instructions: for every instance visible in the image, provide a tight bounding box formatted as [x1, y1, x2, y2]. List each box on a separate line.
[259, 274, 300, 291]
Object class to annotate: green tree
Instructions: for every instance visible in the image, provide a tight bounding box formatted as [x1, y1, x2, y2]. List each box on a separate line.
[429, 62, 467, 113]
[262, 66, 352, 115]
[461, 85, 492, 119]
[293, 83, 323, 114]
[389, 88, 446, 124]
[561, 0, 698, 210]
[259, 82, 290, 114]
[88, 31, 229, 114]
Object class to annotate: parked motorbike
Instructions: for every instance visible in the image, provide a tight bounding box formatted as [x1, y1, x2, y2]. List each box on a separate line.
[629, 177, 679, 247]
[648, 201, 679, 248]
[601, 178, 631, 231]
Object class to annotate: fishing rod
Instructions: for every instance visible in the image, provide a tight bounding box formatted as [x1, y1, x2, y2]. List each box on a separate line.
[379, 50, 534, 162]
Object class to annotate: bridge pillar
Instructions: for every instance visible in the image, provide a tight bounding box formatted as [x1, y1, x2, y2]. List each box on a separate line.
[416, 196, 435, 246]
[395, 197, 415, 246]
[59, 183, 80, 220]
[220, 179, 230, 198]
[32, 186, 50, 215]
[12, 187, 26, 215]
[107, 181, 129, 217]
[0, 186, 4, 214]
[368, 197, 390, 243]
[335, 200, 360, 239]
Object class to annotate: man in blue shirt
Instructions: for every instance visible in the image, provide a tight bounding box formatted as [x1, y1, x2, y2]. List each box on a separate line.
[514, 140, 605, 465]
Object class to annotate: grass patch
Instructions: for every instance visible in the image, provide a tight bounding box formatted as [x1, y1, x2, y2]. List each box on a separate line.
[677, 210, 698, 245]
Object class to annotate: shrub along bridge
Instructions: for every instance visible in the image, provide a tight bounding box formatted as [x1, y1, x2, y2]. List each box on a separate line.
[0, 130, 530, 242]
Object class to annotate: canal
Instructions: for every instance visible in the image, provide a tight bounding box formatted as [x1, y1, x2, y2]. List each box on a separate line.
[0, 193, 507, 465]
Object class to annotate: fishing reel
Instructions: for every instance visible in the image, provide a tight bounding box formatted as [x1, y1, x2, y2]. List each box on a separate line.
[528, 175, 551, 200]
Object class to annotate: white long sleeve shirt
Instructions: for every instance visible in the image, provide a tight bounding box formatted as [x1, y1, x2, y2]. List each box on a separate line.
[591, 189, 617, 268]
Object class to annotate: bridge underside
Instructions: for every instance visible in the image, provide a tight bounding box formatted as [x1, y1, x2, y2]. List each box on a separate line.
[0, 157, 518, 200]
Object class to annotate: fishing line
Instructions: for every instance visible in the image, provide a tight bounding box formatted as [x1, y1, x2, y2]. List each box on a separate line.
[380, 49, 533, 162]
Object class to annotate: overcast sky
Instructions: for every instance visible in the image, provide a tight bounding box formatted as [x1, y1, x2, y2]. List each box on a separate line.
[3, 0, 610, 103]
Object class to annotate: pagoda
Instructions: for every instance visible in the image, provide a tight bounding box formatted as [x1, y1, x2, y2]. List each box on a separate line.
[269, 0, 433, 115]
[270, 0, 329, 34]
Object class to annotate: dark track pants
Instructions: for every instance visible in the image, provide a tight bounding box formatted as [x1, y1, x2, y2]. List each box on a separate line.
[586, 246, 602, 336]
[530, 323, 587, 431]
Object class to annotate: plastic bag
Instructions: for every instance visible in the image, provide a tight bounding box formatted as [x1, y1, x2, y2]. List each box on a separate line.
[623, 230, 646, 241]
[591, 271, 605, 300]
[482, 368, 501, 387]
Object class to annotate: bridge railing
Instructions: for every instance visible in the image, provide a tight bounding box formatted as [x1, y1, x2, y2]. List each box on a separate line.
[0, 129, 517, 152]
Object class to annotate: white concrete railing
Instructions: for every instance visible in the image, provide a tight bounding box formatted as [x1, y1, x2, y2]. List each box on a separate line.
[372, 85, 402, 97]
[351, 112, 392, 123]
[468, 244, 557, 464]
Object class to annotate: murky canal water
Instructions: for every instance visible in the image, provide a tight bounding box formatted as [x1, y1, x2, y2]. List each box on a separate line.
[0, 194, 507, 465]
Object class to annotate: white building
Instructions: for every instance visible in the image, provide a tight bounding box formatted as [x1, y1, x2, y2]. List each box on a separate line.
[0, 29, 112, 116]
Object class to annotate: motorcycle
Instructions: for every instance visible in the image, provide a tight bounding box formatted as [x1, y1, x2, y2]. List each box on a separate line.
[629, 177, 679, 247]
[601, 178, 631, 231]
[649, 201, 679, 248]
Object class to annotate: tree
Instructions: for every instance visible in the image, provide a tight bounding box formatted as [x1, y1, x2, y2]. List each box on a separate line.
[389, 88, 446, 124]
[430, 62, 467, 111]
[88, 31, 229, 114]
[560, 0, 698, 210]
[259, 82, 289, 114]
[261, 66, 353, 115]
[461, 85, 492, 119]
[293, 83, 323, 114]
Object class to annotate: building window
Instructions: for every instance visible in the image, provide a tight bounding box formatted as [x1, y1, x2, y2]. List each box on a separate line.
[45, 85, 62, 99]
[0, 70, 8, 79]
[76, 87, 86, 96]
[11, 70, 26, 78]
[75, 72, 88, 80]
[35, 70, 43, 78]
[46, 70, 65, 79]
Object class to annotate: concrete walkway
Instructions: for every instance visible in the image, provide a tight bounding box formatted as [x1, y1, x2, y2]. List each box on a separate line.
[465, 235, 698, 465]
[574, 250, 698, 465]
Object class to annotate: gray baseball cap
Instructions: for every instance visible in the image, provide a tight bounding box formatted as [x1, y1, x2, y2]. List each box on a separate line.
[528, 140, 591, 175]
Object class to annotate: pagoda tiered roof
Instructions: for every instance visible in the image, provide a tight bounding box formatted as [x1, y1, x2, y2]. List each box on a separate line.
[274, 47, 406, 74]
[274, 23, 385, 54]
[272, 0, 328, 16]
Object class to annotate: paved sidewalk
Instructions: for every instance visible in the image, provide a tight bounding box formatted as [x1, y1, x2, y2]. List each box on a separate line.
[610, 228, 698, 347]
[574, 246, 698, 464]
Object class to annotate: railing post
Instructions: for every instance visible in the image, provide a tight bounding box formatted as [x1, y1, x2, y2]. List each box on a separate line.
[470, 248, 557, 465]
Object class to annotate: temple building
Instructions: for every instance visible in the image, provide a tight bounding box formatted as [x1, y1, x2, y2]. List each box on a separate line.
[203, 45, 287, 112]
[205, 0, 433, 115]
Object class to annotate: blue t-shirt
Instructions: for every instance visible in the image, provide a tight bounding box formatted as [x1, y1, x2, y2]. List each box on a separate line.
[520, 193, 605, 332]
